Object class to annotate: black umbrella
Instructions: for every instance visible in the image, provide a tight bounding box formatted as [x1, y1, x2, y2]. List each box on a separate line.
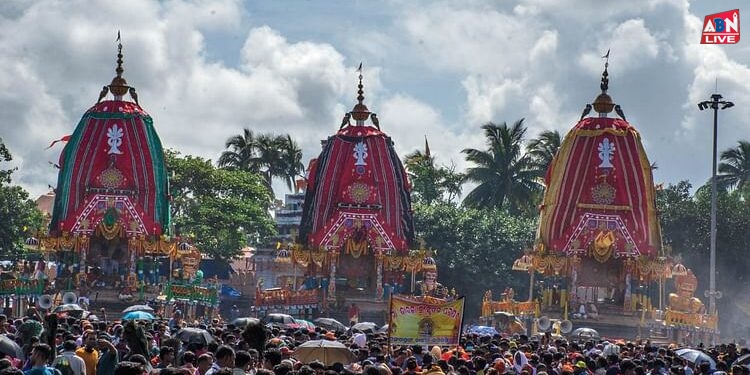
[313, 318, 347, 333]
[675, 348, 716, 369]
[53, 304, 84, 313]
[174, 328, 214, 345]
[350, 322, 378, 333]
[734, 354, 750, 366]
[0, 335, 24, 359]
[231, 317, 260, 328]
[570, 327, 600, 340]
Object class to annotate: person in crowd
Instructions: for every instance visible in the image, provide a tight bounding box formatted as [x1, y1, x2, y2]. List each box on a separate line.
[347, 303, 360, 327]
[24, 344, 56, 375]
[96, 333, 119, 375]
[53, 341, 87, 375]
[76, 331, 99, 375]
[205, 347, 234, 375]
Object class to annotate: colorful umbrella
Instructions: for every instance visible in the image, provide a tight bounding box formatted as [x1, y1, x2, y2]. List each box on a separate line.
[122, 305, 154, 313]
[466, 325, 499, 337]
[122, 311, 155, 320]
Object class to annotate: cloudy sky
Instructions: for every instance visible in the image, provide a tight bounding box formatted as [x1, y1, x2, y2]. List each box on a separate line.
[1, 0, 748, 201]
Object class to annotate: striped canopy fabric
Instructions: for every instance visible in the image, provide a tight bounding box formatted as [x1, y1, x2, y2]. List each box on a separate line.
[50, 100, 169, 238]
[536, 117, 661, 259]
[299, 123, 414, 254]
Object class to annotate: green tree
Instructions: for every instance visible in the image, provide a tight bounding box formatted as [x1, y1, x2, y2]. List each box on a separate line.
[404, 150, 464, 205]
[413, 202, 536, 317]
[217, 128, 258, 172]
[527, 129, 561, 180]
[656, 180, 750, 328]
[462, 119, 543, 212]
[166, 150, 276, 261]
[279, 134, 305, 192]
[218, 129, 305, 196]
[717, 140, 750, 194]
[0, 139, 43, 254]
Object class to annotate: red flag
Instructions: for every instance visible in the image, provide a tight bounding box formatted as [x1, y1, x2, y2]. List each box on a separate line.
[46, 135, 71, 149]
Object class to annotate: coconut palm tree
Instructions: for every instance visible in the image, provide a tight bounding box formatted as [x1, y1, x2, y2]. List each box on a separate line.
[218, 128, 258, 172]
[219, 129, 305, 196]
[717, 140, 750, 192]
[280, 134, 305, 192]
[461, 119, 543, 212]
[527, 130, 561, 180]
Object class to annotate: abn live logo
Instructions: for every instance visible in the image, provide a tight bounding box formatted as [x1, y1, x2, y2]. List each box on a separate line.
[702, 9, 740, 44]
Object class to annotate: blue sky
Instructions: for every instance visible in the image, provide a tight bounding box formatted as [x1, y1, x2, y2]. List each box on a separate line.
[0, 0, 748, 201]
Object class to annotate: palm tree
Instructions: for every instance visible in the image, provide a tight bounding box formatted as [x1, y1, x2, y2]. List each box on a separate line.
[219, 129, 305, 196]
[527, 130, 561, 179]
[461, 119, 543, 212]
[280, 135, 305, 192]
[717, 140, 750, 192]
[218, 128, 258, 172]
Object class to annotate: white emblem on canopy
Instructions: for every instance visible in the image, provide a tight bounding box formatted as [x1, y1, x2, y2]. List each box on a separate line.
[107, 124, 124, 155]
[353, 141, 368, 166]
[597, 138, 615, 168]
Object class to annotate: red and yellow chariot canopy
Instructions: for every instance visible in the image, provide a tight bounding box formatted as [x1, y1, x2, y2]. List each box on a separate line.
[299, 77, 414, 254]
[537, 116, 661, 261]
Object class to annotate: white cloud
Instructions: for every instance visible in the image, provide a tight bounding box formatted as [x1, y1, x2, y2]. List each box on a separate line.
[578, 19, 660, 75]
[1, 0, 749, 207]
[0, 0, 355, 199]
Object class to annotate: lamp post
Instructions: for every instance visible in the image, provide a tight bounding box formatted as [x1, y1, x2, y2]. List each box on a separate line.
[698, 93, 733, 315]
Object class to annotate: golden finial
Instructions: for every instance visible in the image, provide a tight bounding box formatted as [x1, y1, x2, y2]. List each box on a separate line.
[350, 62, 372, 123]
[98, 31, 139, 104]
[592, 49, 615, 115]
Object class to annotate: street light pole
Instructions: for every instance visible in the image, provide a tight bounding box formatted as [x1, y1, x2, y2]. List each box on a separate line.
[698, 93, 734, 315]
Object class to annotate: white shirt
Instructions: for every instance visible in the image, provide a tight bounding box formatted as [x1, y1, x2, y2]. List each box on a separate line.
[53, 351, 87, 375]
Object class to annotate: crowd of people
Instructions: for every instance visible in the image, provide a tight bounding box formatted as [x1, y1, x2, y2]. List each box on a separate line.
[0, 306, 747, 375]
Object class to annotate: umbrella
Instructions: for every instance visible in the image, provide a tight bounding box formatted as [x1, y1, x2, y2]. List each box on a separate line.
[570, 328, 600, 340]
[231, 317, 260, 328]
[675, 348, 716, 369]
[53, 304, 84, 313]
[174, 327, 214, 345]
[734, 354, 750, 366]
[466, 325, 499, 337]
[293, 339, 357, 365]
[313, 318, 347, 333]
[122, 311, 155, 320]
[221, 284, 242, 298]
[350, 322, 378, 333]
[296, 319, 317, 332]
[0, 335, 23, 360]
[122, 305, 154, 313]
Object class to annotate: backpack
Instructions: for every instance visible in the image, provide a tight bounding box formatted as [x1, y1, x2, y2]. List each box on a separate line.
[54, 357, 75, 375]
